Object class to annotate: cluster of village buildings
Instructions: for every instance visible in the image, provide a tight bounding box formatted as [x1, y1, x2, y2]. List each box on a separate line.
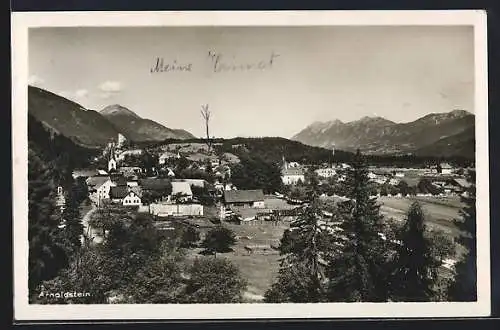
[66, 134, 473, 227]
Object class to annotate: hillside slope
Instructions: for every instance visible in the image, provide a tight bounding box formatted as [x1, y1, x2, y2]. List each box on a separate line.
[413, 126, 475, 158]
[100, 104, 195, 142]
[28, 86, 120, 148]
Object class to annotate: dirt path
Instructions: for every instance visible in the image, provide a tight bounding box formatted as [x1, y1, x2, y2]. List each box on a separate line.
[81, 203, 103, 245]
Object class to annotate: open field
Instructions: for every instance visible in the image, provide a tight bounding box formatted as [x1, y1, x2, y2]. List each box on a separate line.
[221, 221, 289, 302]
[181, 194, 466, 302]
[183, 218, 289, 302]
[378, 196, 463, 236]
[377, 195, 467, 258]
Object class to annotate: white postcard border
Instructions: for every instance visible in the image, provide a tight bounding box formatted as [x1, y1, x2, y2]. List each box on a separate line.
[12, 10, 490, 320]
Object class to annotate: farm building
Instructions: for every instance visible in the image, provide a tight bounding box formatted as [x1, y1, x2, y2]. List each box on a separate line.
[224, 189, 265, 208]
[149, 202, 203, 217]
[171, 181, 193, 201]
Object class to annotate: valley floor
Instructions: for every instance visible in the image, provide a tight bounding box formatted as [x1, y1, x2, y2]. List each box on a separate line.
[183, 195, 464, 302]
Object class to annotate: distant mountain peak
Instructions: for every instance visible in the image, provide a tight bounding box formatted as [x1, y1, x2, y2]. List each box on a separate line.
[100, 104, 141, 119]
[353, 116, 395, 126]
[449, 109, 472, 117]
[291, 109, 475, 159]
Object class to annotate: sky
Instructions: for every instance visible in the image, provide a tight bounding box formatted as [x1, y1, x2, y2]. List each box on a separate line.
[28, 26, 474, 139]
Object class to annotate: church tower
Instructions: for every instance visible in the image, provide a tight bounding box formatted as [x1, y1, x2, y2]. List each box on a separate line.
[108, 144, 117, 172]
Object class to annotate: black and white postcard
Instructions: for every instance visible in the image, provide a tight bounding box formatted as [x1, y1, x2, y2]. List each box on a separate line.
[11, 10, 490, 321]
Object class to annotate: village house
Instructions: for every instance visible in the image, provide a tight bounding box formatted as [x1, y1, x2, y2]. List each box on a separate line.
[116, 149, 144, 162]
[439, 162, 454, 175]
[165, 168, 176, 178]
[117, 133, 127, 148]
[110, 186, 142, 206]
[118, 166, 142, 177]
[452, 178, 472, 196]
[388, 178, 400, 186]
[171, 181, 193, 202]
[110, 173, 128, 187]
[173, 178, 207, 188]
[149, 202, 204, 217]
[158, 151, 180, 165]
[315, 167, 336, 178]
[127, 180, 139, 188]
[281, 160, 305, 185]
[109, 185, 129, 203]
[123, 190, 142, 206]
[86, 176, 113, 204]
[139, 178, 172, 200]
[395, 171, 405, 178]
[97, 169, 108, 176]
[223, 189, 265, 208]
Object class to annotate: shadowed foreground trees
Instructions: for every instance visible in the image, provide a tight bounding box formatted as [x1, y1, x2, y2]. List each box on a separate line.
[183, 258, 247, 303]
[327, 149, 391, 302]
[34, 206, 246, 304]
[448, 170, 477, 301]
[389, 202, 441, 301]
[266, 149, 460, 303]
[201, 226, 237, 257]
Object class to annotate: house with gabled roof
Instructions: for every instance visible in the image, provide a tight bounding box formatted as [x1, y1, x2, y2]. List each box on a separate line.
[224, 189, 265, 208]
[86, 176, 113, 202]
[171, 181, 193, 202]
[110, 186, 142, 206]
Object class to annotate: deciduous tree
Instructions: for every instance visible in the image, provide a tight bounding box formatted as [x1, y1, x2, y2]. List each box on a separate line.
[201, 226, 237, 257]
[183, 257, 247, 303]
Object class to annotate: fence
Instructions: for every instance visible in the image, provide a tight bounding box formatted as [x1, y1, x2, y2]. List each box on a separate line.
[149, 203, 204, 217]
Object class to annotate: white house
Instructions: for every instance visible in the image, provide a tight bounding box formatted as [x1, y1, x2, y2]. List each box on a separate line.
[123, 191, 142, 206]
[171, 181, 193, 201]
[127, 181, 139, 188]
[117, 133, 127, 148]
[87, 176, 113, 203]
[389, 178, 400, 186]
[287, 161, 300, 168]
[158, 151, 178, 165]
[315, 167, 337, 178]
[97, 169, 108, 176]
[116, 149, 144, 161]
[440, 163, 453, 175]
[395, 172, 405, 178]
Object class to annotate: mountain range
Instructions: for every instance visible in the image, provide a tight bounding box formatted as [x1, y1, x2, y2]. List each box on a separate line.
[291, 110, 475, 159]
[28, 86, 195, 148]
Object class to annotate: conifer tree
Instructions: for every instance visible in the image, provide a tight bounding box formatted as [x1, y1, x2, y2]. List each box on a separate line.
[326, 149, 390, 302]
[448, 170, 477, 301]
[61, 184, 84, 253]
[266, 177, 340, 302]
[390, 201, 440, 301]
[28, 147, 69, 292]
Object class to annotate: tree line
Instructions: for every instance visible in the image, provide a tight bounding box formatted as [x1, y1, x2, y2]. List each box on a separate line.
[28, 115, 97, 293]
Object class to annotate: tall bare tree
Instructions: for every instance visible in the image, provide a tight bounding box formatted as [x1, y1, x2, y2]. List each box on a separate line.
[200, 104, 211, 151]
